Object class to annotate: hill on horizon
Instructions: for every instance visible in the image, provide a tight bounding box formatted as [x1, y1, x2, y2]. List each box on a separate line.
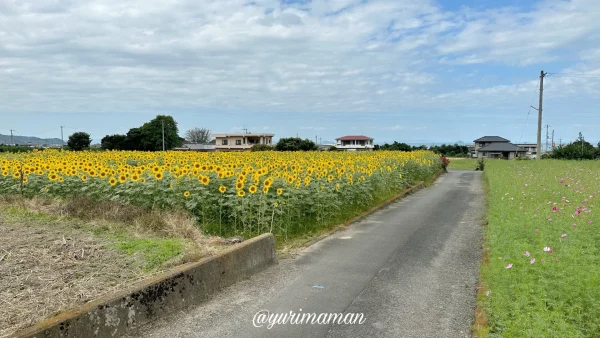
[0, 134, 65, 146]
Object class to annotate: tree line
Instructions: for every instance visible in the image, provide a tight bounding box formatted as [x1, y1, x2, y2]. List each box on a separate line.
[547, 133, 600, 160]
[100, 115, 182, 151]
[374, 142, 470, 157]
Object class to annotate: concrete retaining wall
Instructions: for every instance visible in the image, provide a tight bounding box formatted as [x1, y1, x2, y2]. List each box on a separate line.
[12, 233, 277, 338]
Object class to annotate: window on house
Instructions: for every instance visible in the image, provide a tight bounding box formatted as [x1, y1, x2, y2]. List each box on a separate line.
[236, 140, 241, 145]
[222, 140, 228, 145]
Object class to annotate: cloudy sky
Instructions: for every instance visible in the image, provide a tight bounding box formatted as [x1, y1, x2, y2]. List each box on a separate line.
[1, 0, 599, 144]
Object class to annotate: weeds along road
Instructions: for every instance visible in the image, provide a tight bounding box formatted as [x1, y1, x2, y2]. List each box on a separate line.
[129, 171, 485, 338]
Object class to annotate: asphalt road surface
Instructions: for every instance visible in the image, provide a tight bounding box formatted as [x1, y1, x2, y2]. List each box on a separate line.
[129, 170, 484, 338]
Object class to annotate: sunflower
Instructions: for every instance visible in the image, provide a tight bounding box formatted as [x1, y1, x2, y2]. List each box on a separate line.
[262, 186, 269, 194]
[22, 177, 28, 183]
[219, 185, 227, 193]
[109, 177, 117, 186]
[118, 175, 127, 183]
[236, 181, 244, 190]
[81, 175, 87, 182]
[277, 188, 283, 195]
[201, 176, 210, 185]
[249, 185, 257, 194]
[237, 190, 245, 197]
[131, 174, 140, 182]
[155, 172, 163, 180]
[183, 191, 191, 197]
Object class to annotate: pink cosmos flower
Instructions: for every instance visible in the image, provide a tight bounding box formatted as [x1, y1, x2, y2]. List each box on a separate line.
[562, 233, 567, 238]
[552, 206, 558, 212]
[485, 290, 491, 297]
[530, 258, 536, 264]
[505, 264, 513, 269]
[535, 229, 539, 233]
[588, 221, 593, 225]
[524, 251, 530, 257]
[543, 247, 553, 253]
[573, 223, 577, 228]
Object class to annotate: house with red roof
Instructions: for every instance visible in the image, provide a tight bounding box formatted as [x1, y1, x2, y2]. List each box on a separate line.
[335, 135, 374, 151]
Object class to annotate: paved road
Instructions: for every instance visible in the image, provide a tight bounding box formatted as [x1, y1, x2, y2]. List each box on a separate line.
[129, 170, 484, 338]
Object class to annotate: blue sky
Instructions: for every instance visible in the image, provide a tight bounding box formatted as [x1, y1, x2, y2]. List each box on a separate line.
[1, 0, 599, 145]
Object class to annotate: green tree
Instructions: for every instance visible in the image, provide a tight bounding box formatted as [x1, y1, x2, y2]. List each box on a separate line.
[250, 144, 275, 151]
[275, 137, 317, 151]
[101, 134, 128, 150]
[125, 128, 143, 150]
[550, 133, 596, 160]
[67, 132, 91, 151]
[140, 115, 181, 151]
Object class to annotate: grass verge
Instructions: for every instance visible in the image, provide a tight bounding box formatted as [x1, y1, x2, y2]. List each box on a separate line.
[478, 160, 600, 337]
[448, 158, 479, 170]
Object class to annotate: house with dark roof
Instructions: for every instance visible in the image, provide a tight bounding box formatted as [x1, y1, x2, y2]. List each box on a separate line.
[473, 136, 528, 159]
[335, 135, 374, 151]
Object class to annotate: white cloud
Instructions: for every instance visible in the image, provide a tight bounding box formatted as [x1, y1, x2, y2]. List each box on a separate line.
[0, 0, 598, 116]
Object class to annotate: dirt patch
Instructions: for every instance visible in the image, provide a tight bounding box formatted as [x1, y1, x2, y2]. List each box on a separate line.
[0, 218, 149, 337]
[0, 196, 227, 338]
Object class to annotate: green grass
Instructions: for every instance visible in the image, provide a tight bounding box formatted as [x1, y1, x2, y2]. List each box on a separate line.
[114, 238, 185, 271]
[480, 160, 600, 337]
[448, 158, 479, 170]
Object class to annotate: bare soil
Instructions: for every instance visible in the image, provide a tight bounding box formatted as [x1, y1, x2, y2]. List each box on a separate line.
[0, 217, 154, 337]
[0, 196, 227, 338]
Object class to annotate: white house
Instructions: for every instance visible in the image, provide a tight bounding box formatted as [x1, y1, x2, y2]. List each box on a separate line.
[335, 135, 375, 151]
[212, 133, 274, 151]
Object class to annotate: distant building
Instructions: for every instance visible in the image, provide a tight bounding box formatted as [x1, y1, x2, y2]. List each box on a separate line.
[335, 135, 375, 151]
[473, 136, 527, 159]
[515, 143, 538, 159]
[212, 133, 275, 152]
[172, 143, 216, 152]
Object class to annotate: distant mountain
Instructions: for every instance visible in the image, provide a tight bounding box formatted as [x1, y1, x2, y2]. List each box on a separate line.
[0, 134, 65, 146]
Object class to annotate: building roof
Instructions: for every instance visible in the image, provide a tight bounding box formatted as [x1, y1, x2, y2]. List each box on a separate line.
[336, 135, 373, 141]
[477, 142, 525, 152]
[473, 136, 510, 143]
[213, 133, 275, 137]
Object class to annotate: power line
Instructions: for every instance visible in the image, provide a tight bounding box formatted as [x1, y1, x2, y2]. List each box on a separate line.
[518, 77, 541, 143]
[546, 72, 600, 79]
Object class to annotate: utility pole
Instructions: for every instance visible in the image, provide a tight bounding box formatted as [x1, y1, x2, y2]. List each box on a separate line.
[60, 126, 65, 145]
[162, 120, 165, 151]
[559, 138, 562, 147]
[315, 135, 318, 145]
[536, 70, 546, 160]
[10, 129, 15, 145]
[545, 124, 551, 153]
[551, 129, 554, 150]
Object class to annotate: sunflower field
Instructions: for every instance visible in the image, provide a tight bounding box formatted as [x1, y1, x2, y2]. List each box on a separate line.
[0, 150, 441, 240]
